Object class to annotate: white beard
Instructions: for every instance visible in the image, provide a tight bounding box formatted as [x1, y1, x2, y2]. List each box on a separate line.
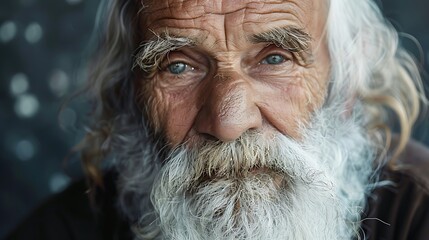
[117, 104, 378, 240]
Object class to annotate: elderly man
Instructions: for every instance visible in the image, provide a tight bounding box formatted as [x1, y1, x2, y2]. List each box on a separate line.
[7, 0, 429, 239]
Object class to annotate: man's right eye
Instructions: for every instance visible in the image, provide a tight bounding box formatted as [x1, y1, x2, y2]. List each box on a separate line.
[167, 62, 191, 75]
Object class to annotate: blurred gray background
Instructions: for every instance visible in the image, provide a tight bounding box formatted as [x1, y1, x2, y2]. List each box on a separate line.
[0, 0, 428, 238]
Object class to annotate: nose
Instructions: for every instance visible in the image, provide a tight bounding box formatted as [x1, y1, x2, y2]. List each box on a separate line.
[194, 72, 262, 142]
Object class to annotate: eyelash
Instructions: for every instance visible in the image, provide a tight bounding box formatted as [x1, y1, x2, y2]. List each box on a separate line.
[259, 44, 294, 60]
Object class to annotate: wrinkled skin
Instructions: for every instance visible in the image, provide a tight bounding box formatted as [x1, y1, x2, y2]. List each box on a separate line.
[138, 0, 330, 147]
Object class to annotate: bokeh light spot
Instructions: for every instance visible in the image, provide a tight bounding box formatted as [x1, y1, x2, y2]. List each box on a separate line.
[24, 22, 43, 44]
[14, 94, 40, 118]
[0, 21, 17, 43]
[15, 139, 36, 161]
[49, 69, 70, 97]
[10, 73, 29, 96]
[49, 173, 71, 193]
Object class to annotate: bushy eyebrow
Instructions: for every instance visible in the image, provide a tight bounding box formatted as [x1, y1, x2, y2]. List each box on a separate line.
[250, 27, 313, 64]
[133, 32, 195, 75]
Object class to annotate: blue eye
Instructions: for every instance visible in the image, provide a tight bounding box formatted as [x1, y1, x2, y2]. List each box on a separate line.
[262, 54, 286, 65]
[167, 62, 187, 74]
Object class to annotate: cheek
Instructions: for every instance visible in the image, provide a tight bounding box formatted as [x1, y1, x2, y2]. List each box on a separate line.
[137, 79, 168, 133]
[258, 70, 328, 139]
[139, 78, 199, 145]
[163, 99, 198, 145]
[301, 70, 328, 111]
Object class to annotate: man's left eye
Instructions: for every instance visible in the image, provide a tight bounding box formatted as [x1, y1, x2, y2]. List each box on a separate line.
[167, 62, 193, 75]
[261, 54, 286, 65]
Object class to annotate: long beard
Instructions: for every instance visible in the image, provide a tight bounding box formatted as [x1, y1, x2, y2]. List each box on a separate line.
[117, 104, 378, 240]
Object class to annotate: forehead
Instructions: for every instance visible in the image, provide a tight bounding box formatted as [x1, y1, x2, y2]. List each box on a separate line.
[140, 0, 326, 46]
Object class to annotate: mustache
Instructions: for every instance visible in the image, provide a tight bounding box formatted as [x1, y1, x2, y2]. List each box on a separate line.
[161, 130, 322, 189]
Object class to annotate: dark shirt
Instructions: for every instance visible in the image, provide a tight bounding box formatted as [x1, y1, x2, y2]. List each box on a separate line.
[360, 139, 429, 240]
[5, 171, 132, 240]
[6, 140, 429, 240]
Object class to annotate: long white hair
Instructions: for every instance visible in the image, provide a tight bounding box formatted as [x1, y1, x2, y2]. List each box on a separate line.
[326, 0, 426, 162]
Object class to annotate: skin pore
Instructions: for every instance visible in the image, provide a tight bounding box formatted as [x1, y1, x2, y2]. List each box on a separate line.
[136, 0, 331, 147]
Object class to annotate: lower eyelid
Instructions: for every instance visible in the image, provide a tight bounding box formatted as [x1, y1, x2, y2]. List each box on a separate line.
[162, 67, 206, 79]
[253, 60, 294, 73]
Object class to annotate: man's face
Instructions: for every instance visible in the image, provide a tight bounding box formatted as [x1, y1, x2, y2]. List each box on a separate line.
[125, 2, 375, 238]
[138, 0, 330, 146]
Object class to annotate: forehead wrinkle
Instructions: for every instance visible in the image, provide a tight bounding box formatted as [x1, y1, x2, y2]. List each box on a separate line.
[214, 51, 238, 71]
[143, 0, 248, 20]
[144, 0, 307, 23]
[142, 0, 321, 56]
[147, 0, 261, 15]
[244, 1, 309, 24]
[141, 3, 206, 27]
